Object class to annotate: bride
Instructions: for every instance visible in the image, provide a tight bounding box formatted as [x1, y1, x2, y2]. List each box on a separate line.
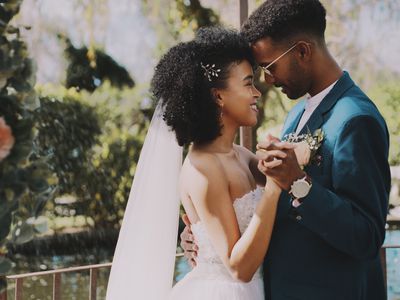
[106, 27, 296, 300]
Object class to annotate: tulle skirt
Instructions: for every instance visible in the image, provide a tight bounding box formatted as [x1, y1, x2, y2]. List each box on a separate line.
[169, 262, 264, 300]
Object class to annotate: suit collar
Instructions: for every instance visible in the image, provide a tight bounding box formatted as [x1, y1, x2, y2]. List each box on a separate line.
[296, 71, 355, 135]
[312, 71, 354, 115]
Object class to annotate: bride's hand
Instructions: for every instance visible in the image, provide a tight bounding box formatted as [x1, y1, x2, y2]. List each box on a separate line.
[180, 214, 198, 268]
[256, 136, 295, 176]
[256, 148, 289, 178]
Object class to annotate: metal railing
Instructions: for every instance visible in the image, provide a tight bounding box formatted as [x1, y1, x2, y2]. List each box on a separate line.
[380, 244, 400, 291]
[5, 262, 112, 300]
[2, 253, 185, 300]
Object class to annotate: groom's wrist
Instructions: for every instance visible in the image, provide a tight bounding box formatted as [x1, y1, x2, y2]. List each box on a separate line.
[288, 172, 312, 205]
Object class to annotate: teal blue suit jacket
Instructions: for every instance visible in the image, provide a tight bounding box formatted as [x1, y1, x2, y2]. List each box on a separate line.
[263, 72, 391, 300]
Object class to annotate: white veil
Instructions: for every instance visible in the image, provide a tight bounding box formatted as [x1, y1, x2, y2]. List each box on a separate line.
[106, 103, 183, 299]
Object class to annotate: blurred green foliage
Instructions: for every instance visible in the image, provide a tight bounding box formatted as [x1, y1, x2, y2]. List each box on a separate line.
[143, 0, 220, 55]
[62, 36, 135, 92]
[35, 82, 150, 228]
[0, 0, 55, 280]
[34, 96, 101, 195]
[176, 0, 219, 29]
[369, 82, 400, 166]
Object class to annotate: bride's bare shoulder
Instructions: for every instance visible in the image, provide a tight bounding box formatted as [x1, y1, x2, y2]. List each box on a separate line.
[180, 150, 227, 189]
[182, 151, 221, 175]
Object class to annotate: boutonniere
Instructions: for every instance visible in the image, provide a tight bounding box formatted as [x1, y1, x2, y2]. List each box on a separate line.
[283, 128, 324, 168]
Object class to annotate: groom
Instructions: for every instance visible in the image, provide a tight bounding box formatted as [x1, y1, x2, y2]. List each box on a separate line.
[181, 0, 391, 299]
[241, 0, 390, 299]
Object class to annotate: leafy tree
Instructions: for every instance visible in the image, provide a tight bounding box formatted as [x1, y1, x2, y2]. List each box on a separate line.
[321, 0, 400, 88]
[35, 82, 149, 229]
[34, 96, 101, 196]
[143, 0, 220, 55]
[369, 82, 400, 165]
[27, 24, 148, 229]
[62, 36, 135, 92]
[0, 0, 55, 287]
[176, 0, 219, 29]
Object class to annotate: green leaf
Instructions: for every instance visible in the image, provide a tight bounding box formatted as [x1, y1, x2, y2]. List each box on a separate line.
[27, 216, 48, 234]
[0, 213, 12, 242]
[33, 192, 53, 218]
[28, 178, 49, 193]
[0, 257, 12, 275]
[11, 222, 35, 245]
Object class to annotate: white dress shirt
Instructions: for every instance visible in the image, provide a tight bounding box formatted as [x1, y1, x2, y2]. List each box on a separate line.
[295, 80, 338, 135]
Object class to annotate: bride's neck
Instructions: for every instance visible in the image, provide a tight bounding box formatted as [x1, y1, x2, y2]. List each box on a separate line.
[194, 122, 238, 154]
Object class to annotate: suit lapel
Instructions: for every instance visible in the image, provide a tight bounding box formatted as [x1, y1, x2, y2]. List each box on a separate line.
[297, 111, 324, 136]
[297, 71, 355, 135]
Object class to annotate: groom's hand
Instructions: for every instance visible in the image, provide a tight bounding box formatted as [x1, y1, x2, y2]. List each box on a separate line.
[265, 147, 305, 190]
[256, 138, 303, 191]
[265, 149, 305, 191]
[256, 136, 295, 172]
[180, 214, 198, 268]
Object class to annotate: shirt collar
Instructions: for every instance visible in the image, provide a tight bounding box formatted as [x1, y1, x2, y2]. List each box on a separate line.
[305, 80, 338, 111]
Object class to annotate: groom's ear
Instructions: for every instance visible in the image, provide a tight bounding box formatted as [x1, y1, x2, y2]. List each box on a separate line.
[297, 42, 312, 62]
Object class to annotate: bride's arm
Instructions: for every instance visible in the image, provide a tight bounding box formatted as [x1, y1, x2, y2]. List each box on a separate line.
[236, 145, 266, 186]
[234, 135, 284, 187]
[187, 155, 281, 282]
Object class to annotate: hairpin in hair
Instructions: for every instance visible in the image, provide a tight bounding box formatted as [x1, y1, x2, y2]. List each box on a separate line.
[200, 62, 221, 81]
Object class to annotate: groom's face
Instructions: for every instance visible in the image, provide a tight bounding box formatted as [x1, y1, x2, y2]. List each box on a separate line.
[251, 37, 310, 100]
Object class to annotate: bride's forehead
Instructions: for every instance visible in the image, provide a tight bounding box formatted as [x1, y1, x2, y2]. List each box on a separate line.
[227, 61, 253, 78]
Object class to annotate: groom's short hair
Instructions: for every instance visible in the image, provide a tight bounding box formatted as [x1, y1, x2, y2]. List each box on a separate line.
[241, 0, 326, 44]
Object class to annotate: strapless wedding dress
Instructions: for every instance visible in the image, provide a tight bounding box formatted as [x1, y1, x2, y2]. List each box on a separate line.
[169, 187, 265, 300]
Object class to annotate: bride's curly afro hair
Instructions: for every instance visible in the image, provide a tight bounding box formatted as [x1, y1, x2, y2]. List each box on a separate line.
[150, 26, 255, 147]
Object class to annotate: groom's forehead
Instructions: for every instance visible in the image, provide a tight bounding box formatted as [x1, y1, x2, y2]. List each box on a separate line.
[251, 37, 279, 63]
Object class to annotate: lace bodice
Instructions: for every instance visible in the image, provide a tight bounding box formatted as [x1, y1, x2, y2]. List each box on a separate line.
[191, 186, 264, 264]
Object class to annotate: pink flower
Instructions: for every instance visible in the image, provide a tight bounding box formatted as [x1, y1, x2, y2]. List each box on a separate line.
[294, 141, 311, 167]
[0, 117, 15, 162]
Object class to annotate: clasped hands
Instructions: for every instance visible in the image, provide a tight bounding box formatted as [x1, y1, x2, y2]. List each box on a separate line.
[256, 134, 305, 191]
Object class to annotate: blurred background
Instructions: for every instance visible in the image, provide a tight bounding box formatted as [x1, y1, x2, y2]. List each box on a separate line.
[0, 0, 399, 299]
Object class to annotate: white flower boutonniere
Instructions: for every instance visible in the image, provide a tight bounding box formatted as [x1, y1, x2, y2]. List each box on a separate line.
[283, 128, 324, 168]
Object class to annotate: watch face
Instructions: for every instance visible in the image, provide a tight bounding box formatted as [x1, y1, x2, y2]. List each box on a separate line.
[292, 181, 311, 198]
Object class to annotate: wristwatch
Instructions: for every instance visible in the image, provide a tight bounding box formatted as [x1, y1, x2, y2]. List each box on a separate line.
[289, 173, 312, 200]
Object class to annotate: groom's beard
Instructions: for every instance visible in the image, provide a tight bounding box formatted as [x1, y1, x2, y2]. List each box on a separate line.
[276, 81, 308, 100]
[279, 61, 310, 100]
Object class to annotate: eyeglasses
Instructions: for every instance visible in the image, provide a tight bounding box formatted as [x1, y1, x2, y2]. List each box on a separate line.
[260, 42, 299, 77]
